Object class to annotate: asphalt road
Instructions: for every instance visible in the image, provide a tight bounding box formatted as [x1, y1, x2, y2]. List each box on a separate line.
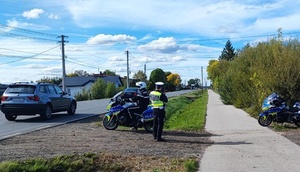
[0, 98, 110, 140]
[199, 89, 300, 172]
[0, 89, 194, 140]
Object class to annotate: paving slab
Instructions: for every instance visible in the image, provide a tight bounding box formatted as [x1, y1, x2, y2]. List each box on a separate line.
[199, 89, 300, 172]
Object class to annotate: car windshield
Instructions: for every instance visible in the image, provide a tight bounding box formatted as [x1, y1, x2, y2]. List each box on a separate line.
[124, 88, 138, 92]
[5, 85, 36, 94]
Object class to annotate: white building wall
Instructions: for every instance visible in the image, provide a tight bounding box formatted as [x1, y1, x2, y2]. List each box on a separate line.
[66, 82, 94, 96]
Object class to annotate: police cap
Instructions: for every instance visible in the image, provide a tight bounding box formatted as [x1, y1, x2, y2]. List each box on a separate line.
[155, 82, 164, 88]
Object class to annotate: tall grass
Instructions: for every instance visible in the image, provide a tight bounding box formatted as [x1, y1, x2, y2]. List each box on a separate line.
[165, 90, 207, 131]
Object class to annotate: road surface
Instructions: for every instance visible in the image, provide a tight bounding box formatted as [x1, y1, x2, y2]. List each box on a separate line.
[199, 89, 300, 172]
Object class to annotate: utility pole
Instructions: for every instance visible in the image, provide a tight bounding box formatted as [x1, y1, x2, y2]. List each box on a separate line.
[58, 35, 68, 92]
[201, 66, 204, 92]
[125, 50, 129, 88]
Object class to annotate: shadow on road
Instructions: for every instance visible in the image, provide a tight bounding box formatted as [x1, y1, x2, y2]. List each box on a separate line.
[14, 113, 99, 123]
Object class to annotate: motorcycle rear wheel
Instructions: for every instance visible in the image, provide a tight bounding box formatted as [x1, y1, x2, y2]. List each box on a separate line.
[144, 121, 153, 133]
[258, 115, 273, 126]
[295, 121, 300, 127]
[103, 115, 118, 130]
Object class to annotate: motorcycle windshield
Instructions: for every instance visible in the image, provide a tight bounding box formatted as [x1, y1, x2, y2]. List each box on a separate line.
[107, 91, 123, 110]
[262, 93, 278, 110]
[112, 91, 123, 99]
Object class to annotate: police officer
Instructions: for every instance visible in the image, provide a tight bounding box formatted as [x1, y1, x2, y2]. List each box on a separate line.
[128, 81, 150, 130]
[136, 81, 150, 112]
[149, 82, 168, 141]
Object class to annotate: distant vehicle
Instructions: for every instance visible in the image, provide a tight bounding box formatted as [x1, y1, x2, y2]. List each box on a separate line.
[191, 84, 195, 89]
[0, 84, 8, 104]
[121, 87, 139, 101]
[0, 84, 7, 96]
[0, 82, 77, 121]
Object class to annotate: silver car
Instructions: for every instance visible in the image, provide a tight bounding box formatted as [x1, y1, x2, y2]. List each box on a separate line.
[0, 82, 77, 121]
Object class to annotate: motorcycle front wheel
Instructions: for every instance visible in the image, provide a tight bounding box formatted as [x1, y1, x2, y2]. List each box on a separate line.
[294, 121, 300, 127]
[103, 115, 118, 130]
[258, 115, 273, 126]
[144, 121, 153, 133]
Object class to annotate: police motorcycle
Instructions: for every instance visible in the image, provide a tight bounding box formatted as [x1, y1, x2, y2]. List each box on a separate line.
[258, 92, 300, 127]
[103, 91, 154, 132]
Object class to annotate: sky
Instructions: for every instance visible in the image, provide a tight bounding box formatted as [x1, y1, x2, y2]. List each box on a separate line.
[0, 0, 300, 86]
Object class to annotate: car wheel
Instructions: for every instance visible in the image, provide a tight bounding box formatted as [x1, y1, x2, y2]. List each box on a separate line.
[67, 101, 76, 115]
[41, 104, 52, 120]
[5, 114, 17, 121]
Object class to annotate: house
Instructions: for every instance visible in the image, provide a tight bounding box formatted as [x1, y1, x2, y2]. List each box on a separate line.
[60, 75, 123, 96]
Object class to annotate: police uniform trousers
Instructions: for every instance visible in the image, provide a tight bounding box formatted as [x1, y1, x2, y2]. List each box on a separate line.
[153, 108, 165, 140]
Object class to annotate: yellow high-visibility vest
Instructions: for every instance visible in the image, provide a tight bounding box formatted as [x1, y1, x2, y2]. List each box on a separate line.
[150, 91, 164, 108]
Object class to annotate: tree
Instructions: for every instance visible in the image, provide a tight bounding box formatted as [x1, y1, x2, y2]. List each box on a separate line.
[67, 70, 90, 77]
[165, 71, 171, 78]
[218, 39, 236, 61]
[149, 68, 166, 90]
[90, 78, 107, 99]
[133, 70, 147, 82]
[207, 60, 219, 80]
[105, 82, 117, 98]
[187, 78, 200, 87]
[36, 76, 62, 85]
[103, 69, 116, 76]
[166, 73, 181, 91]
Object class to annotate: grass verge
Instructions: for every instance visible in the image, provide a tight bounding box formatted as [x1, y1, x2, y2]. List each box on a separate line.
[165, 89, 207, 131]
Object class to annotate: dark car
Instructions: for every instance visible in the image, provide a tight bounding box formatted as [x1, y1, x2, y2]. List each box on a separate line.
[121, 87, 139, 101]
[0, 82, 77, 121]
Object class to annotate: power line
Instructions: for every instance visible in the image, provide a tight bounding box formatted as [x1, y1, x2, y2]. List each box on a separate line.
[67, 46, 109, 60]
[0, 30, 58, 42]
[65, 57, 100, 69]
[0, 24, 58, 37]
[0, 45, 60, 65]
[0, 24, 59, 42]
[0, 47, 60, 57]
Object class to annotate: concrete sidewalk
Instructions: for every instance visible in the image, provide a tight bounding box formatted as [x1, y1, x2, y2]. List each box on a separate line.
[199, 89, 300, 172]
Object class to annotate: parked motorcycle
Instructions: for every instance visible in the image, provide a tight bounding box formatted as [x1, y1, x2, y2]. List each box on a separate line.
[258, 92, 300, 127]
[103, 91, 154, 132]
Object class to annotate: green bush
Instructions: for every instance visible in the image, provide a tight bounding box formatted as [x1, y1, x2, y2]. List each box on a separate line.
[90, 78, 107, 99]
[74, 88, 90, 101]
[105, 82, 117, 98]
[207, 33, 300, 117]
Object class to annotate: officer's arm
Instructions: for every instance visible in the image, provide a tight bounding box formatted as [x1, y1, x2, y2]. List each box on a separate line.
[160, 94, 168, 103]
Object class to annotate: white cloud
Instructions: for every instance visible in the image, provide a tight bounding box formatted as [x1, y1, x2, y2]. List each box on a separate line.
[108, 56, 124, 62]
[22, 9, 45, 19]
[250, 13, 300, 32]
[138, 37, 180, 53]
[87, 34, 137, 45]
[62, 0, 300, 38]
[48, 13, 60, 20]
[172, 56, 186, 62]
[6, 19, 51, 31]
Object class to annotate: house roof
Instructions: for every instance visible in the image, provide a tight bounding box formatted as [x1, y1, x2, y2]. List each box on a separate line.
[60, 75, 123, 87]
[61, 76, 95, 87]
[103, 76, 122, 85]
